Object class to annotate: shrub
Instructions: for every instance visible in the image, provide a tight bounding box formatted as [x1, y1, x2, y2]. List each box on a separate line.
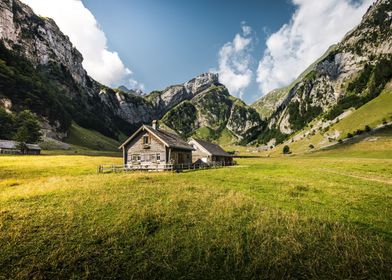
[338, 139, 343, 144]
[355, 129, 364, 135]
[309, 144, 314, 149]
[0, 108, 15, 139]
[283, 145, 290, 154]
[13, 110, 42, 143]
[347, 133, 354, 138]
[365, 125, 371, 132]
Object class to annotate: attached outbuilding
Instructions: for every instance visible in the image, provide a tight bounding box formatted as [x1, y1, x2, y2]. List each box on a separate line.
[119, 121, 194, 170]
[188, 138, 233, 165]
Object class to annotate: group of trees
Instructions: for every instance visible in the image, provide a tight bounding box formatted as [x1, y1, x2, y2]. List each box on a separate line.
[0, 108, 42, 143]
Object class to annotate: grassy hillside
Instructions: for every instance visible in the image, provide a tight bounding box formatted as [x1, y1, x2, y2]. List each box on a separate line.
[332, 87, 392, 138]
[269, 84, 392, 155]
[0, 141, 391, 279]
[311, 125, 392, 159]
[64, 123, 121, 151]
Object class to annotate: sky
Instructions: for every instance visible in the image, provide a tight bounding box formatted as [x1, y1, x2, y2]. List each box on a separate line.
[21, 0, 373, 104]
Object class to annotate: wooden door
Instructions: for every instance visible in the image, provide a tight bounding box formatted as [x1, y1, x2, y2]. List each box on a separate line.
[178, 153, 184, 164]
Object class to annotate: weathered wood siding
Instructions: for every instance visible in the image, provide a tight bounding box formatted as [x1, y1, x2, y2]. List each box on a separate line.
[170, 149, 192, 165]
[188, 140, 209, 163]
[125, 130, 167, 166]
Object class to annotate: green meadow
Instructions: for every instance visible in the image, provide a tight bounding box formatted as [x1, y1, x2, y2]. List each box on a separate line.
[1, 137, 392, 279]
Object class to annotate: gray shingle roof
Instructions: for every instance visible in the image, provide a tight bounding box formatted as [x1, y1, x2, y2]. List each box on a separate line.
[144, 125, 193, 150]
[0, 140, 41, 150]
[0, 140, 16, 149]
[119, 125, 193, 151]
[192, 139, 232, 157]
[26, 144, 41, 150]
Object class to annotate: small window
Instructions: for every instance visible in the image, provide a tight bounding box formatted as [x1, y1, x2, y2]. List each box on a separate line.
[142, 154, 150, 162]
[143, 135, 149, 144]
[132, 154, 141, 162]
[156, 153, 161, 161]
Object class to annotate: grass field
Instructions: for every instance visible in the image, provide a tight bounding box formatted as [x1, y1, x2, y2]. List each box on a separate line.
[1, 140, 391, 279]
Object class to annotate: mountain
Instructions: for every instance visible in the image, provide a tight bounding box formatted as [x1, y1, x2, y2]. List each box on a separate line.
[0, 0, 261, 147]
[252, 0, 392, 146]
[252, 45, 339, 120]
[155, 74, 264, 144]
[117, 86, 144, 96]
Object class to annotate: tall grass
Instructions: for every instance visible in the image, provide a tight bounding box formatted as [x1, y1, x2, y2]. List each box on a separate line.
[0, 152, 391, 279]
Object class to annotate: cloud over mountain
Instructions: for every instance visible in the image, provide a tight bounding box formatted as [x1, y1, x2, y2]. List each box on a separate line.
[216, 24, 254, 99]
[256, 0, 373, 95]
[21, 0, 143, 90]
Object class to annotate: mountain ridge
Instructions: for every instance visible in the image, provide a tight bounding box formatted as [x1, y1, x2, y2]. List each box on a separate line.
[0, 0, 261, 146]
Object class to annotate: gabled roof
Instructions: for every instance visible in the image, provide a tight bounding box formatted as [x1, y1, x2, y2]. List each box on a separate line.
[119, 125, 193, 151]
[26, 144, 41, 150]
[0, 140, 41, 150]
[190, 139, 232, 157]
[0, 140, 16, 149]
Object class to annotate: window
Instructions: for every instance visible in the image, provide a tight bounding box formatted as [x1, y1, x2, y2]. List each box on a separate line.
[143, 135, 149, 145]
[142, 154, 150, 162]
[132, 154, 141, 162]
[150, 154, 156, 162]
[156, 153, 161, 161]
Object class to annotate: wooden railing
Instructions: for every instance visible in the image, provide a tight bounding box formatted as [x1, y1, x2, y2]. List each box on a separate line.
[97, 161, 236, 173]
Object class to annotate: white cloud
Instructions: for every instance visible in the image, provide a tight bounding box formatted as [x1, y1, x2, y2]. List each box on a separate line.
[216, 24, 254, 99]
[257, 0, 374, 95]
[20, 0, 143, 90]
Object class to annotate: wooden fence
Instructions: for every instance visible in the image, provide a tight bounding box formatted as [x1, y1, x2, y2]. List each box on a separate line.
[97, 161, 236, 173]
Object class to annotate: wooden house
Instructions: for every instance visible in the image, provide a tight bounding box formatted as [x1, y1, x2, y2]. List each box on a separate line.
[0, 140, 41, 155]
[188, 139, 233, 164]
[119, 121, 193, 170]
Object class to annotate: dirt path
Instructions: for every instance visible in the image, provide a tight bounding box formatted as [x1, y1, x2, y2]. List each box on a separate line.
[319, 168, 392, 185]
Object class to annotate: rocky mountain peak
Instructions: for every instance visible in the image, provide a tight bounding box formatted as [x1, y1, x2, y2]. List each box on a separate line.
[184, 72, 219, 95]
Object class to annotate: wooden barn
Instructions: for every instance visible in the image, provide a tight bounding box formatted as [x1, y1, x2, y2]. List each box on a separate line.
[0, 140, 41, 155]
[188, 139, 233, 165]
[119, 121, 193, 170]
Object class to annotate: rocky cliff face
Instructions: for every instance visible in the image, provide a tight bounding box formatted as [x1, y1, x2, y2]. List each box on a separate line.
[0, 0, 87, 85]
[254, 0, 392, 145]
[0, 0, 260, 144]
[161, 81, 263, 143]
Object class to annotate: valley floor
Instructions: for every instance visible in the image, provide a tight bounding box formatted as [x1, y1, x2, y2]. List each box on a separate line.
[0, 138, 391, 279]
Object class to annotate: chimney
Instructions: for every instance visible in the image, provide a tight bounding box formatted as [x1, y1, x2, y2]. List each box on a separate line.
[152, 120, 158, 130]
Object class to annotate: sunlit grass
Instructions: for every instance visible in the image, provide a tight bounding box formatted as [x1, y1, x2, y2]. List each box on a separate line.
[0, 148, 391, 279]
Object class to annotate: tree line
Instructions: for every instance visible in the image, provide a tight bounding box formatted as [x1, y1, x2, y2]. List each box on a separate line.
[0, 108, 42, 144]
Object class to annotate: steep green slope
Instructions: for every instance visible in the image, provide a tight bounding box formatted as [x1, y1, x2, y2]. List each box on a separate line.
[269, 84, 392, 155]
[64, 123, 121, 151]
[312, 125, 392, 159]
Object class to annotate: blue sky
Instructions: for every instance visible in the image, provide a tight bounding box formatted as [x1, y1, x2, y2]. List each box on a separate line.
[22, 0, 373, 104]
[82, 0, 295, 103]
